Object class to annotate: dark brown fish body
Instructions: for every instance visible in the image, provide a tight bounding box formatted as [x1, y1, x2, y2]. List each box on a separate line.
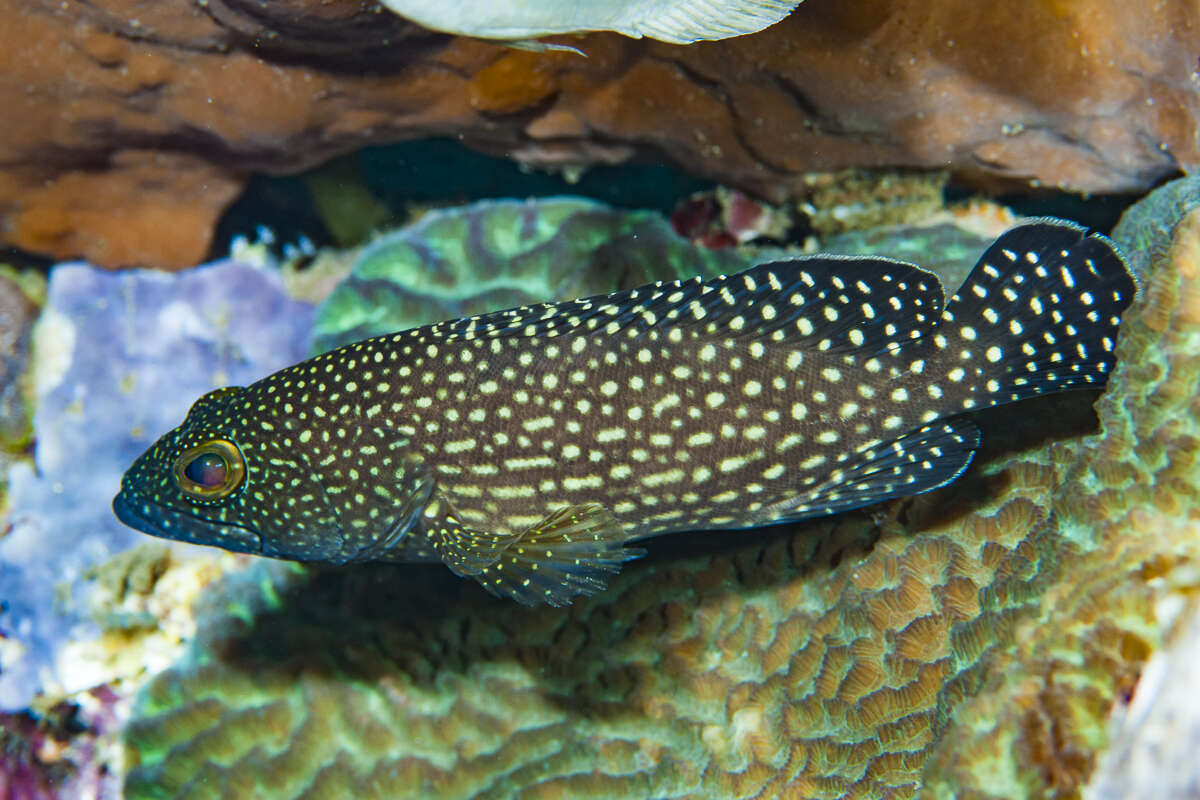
[114, 220, 1136, 605]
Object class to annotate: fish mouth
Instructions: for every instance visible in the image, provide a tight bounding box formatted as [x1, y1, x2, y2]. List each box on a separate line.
[112, 490, 264, 556]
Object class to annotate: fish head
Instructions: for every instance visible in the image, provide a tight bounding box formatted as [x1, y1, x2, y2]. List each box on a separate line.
[112, 385, 346, 562]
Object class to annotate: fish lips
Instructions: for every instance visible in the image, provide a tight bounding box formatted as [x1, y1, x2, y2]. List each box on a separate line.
[111, 490, 265, 556]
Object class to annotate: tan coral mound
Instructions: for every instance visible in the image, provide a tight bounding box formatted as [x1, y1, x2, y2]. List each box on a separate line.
[923, 189, 1200, 797]
[123, 188, 1199, 799]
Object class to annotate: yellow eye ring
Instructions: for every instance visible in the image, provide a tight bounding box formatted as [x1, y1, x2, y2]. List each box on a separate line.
[173, 439, 246, 500]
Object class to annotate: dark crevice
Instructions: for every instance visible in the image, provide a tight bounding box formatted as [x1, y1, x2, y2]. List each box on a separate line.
[770, 73, 889, 144]
[194, 0, 452, 73]
[62, 0, 451, 73]
[639, 56, 798, 188]
[649, 56, 732, 104]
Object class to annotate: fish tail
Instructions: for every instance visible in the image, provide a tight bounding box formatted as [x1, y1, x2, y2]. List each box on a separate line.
[921, 219, 1137, 410]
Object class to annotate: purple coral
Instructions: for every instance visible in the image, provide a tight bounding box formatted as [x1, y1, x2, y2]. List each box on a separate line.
[0, 708, 65, 799]
[0, 260, 314, 709]
[0, 684, 126, 800]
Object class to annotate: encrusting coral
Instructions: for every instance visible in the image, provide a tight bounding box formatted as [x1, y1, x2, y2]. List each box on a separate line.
[121, 181, 1198, 798]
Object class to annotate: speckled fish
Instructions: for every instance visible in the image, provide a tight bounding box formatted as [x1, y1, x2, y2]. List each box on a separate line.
[113, 220, 1136, 606]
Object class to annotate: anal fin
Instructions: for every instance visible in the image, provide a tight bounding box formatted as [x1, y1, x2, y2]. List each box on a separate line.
[764, 417, 981, 523]
[435, 504, 641, 607]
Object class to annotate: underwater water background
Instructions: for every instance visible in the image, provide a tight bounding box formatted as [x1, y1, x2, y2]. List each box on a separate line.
[0, 4, 1198, 798]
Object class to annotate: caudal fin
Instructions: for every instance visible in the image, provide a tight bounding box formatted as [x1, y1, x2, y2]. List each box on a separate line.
[925, 219, 1137, 411]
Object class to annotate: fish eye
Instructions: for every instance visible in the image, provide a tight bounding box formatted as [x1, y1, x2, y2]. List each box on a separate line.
[184, 452, 226, 486]
[173, 439, 245, 500]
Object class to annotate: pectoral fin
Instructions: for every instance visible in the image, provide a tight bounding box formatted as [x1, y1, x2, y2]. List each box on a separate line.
[430, 504, 641, 606]
[428, 516, 524, 577]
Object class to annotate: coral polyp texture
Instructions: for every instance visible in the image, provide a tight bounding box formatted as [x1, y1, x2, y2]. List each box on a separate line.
[121, 183, 1198, 799]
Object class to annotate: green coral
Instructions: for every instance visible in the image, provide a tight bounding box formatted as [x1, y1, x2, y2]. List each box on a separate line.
[1110, 175, 1200, 280]
[820, 220, 999, 292]
[311, 197, 752, 354]
[122, 186, 1199, 799]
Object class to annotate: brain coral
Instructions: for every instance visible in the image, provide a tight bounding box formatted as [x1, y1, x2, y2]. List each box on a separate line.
[122, 183, 1199, 799]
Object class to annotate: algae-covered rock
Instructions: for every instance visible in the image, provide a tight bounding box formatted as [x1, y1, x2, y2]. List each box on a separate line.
[311, 196, 753, 354]
[0, 260, 314, 709]
[0, 268, 42, 496]
[799, 169, 951, 237]
[118, 184, 1198, 799]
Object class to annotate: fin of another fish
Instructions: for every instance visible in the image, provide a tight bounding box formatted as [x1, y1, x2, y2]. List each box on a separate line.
[503, 39, 587, 56]
[377, 0, 797, 44]
[628, 0, 800, 44]
[432, 504, 638, 606]
[762, 417, 981, 522]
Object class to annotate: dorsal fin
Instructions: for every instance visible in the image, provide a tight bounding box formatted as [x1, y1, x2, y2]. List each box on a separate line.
[657, 257, 944, 353]
[385, 257, 945, 356]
